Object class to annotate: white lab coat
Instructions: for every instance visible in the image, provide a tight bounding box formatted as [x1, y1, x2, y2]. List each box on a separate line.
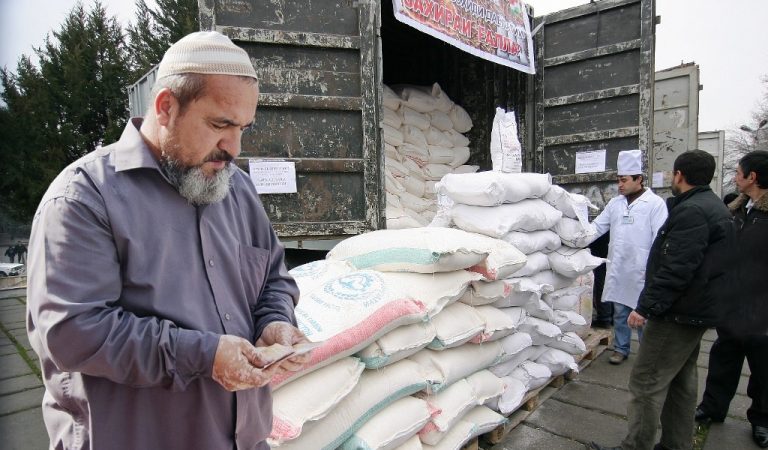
[590, 189, 668, 309]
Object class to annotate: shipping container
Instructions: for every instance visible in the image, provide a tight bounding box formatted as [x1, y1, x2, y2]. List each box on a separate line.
[651, 63, 700, 198]
[128, 0, 657, 252]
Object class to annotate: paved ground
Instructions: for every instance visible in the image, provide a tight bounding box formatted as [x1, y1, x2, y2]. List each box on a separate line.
[0, 291, 760, 449]
[490, 329, 760, 450]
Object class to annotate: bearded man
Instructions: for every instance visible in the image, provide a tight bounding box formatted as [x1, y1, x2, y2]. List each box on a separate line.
[26, 31, 309, 450]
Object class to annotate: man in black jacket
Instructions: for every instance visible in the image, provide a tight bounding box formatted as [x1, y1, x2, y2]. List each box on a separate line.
[696, 150, 768, 448]
[591, 150, 734, 450]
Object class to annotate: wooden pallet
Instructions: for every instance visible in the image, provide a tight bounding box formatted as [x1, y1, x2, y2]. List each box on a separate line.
[460, 437, 479, 450]
[483, 327, 612, 445]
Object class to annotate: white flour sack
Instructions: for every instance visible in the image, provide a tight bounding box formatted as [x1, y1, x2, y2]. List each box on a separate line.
[449, 146, 470, 168]
[535, 348, 578, 376]
[384, 107, 403, 128]
[428, 110, 454, 131]
[448, 103, 473, 133]
[276, 359, 429, 450]
[554, 310, 588, 334]
[466, 370, 506, 404]
[270, 357, 365, 445]
[509, 361, 553, 391]
[327, 227, 521, 275]
[401, 106, 431, 130]
[544, 286, 590, 311]
[383, 84, 402, 110]
[517, 316, 563, 345]
[501, 228, 563, 255]
[428, 302, 486, 350]
[452, 164, 480, 174]
[427, 145, 455, 165]
[529, 270, 577, 291]
[379, 270, 481, 317]
[490, 107, 522, 174]
[289, 259, 354, 298]
[492, 277, 553, 308]
[548, 247, 605, 278]
[409, 341, 503, 393]
[452, 200, 562, 238]
[340, 396, 432, 450]
[398, 86, 439, 113]
[445, 129, 470, 147]
[525, 299, 555, 322]
[474, 277, 549, 308]
[394, 435, 422, 450]
[489, 345, 547, 378]
[552, 217, 597, 248]
[383, 123, 405, 147]
[511, 251, 551, 277]
[470, 305, 519, 343]
[548, 331, 587, 355]
[463, 405, 507, 437]
[272, 270, 427, 387]
[417, 379, 476, 444]
[485, 376, 527, 415]
[387, 207, 424, 230]
[440, 172, 552, 207]
[421, 420, 474, 450]
[357, 321, 436, 369]
[542, 184, 597, 223]
[497, 331, 533, 364]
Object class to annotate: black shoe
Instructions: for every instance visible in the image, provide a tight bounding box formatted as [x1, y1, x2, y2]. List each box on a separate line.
[753, 425, 768, 448]
[694, 407, 724, 425]
[589, 442, 621, 450]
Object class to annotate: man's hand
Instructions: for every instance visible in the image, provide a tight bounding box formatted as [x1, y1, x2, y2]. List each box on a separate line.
[628, 311, 647, 329]
[212, 335, 290, 391]
[256, 322, 312, 372]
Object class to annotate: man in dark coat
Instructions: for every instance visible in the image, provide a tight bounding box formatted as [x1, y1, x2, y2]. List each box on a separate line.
[591, 150, 734, 450]
[696, 150, 768, 448]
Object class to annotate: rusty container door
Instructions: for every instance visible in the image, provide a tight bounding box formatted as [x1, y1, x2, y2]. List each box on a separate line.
[534, 0, 656, 210]
[651, 63, 700, 198]
[198, 0, 383, 239]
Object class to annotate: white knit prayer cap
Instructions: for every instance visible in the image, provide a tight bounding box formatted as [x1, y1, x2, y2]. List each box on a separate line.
[617, 149, 643, 175]
[156, 31, 258, 80]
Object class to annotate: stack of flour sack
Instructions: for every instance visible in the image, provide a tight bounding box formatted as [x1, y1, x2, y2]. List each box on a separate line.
[267, 173, 606, 450]
[382, 83, 479, 229]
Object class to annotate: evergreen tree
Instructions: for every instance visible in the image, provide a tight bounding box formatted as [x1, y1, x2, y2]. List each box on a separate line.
[127, 0, 199, 78]
[0, 1, 131, 220]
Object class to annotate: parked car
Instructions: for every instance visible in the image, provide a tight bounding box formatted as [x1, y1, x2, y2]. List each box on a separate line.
[0, 263, 25, 277]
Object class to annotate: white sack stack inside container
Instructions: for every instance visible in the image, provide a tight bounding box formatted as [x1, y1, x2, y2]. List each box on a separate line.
[382, 83, 477, 229]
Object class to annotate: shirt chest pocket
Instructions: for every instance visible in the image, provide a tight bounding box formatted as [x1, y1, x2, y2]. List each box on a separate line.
[239, 245, 271, 306]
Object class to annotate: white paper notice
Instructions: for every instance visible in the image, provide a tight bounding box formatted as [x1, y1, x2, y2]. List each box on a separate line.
[248, 160, 297, 194]
[575, 150, 606, 174]
[652, 171, 664, 188]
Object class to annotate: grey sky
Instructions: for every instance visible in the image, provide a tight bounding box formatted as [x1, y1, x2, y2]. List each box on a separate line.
[2, 0, 767, 132]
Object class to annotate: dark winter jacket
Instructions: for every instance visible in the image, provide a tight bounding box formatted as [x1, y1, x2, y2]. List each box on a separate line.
[722, 192, 768, 335]
[635, 186, 735, 327]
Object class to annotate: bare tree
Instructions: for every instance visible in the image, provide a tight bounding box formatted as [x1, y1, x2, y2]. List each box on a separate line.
[721, 75, 768, 195]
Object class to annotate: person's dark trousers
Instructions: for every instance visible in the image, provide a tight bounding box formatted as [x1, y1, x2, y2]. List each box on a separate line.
[589, 233, 612, 325]
[621, 319, 707, 450]
[700, 329, 768, 426]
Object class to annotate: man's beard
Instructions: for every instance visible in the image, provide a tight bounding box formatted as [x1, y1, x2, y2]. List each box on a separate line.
[160, 146, 235, 205]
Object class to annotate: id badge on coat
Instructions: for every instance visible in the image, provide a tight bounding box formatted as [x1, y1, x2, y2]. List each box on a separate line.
[622, 211, 634, 224]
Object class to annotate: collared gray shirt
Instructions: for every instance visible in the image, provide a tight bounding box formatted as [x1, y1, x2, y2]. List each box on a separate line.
[26, 119, 299, 450]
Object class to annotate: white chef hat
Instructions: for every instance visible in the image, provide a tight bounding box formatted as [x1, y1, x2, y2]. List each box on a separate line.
[617, 150, 643, 175]
[156, 31, 258, 80]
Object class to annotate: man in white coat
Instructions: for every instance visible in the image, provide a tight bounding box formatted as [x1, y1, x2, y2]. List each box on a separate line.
[590, 150, 668, 365]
